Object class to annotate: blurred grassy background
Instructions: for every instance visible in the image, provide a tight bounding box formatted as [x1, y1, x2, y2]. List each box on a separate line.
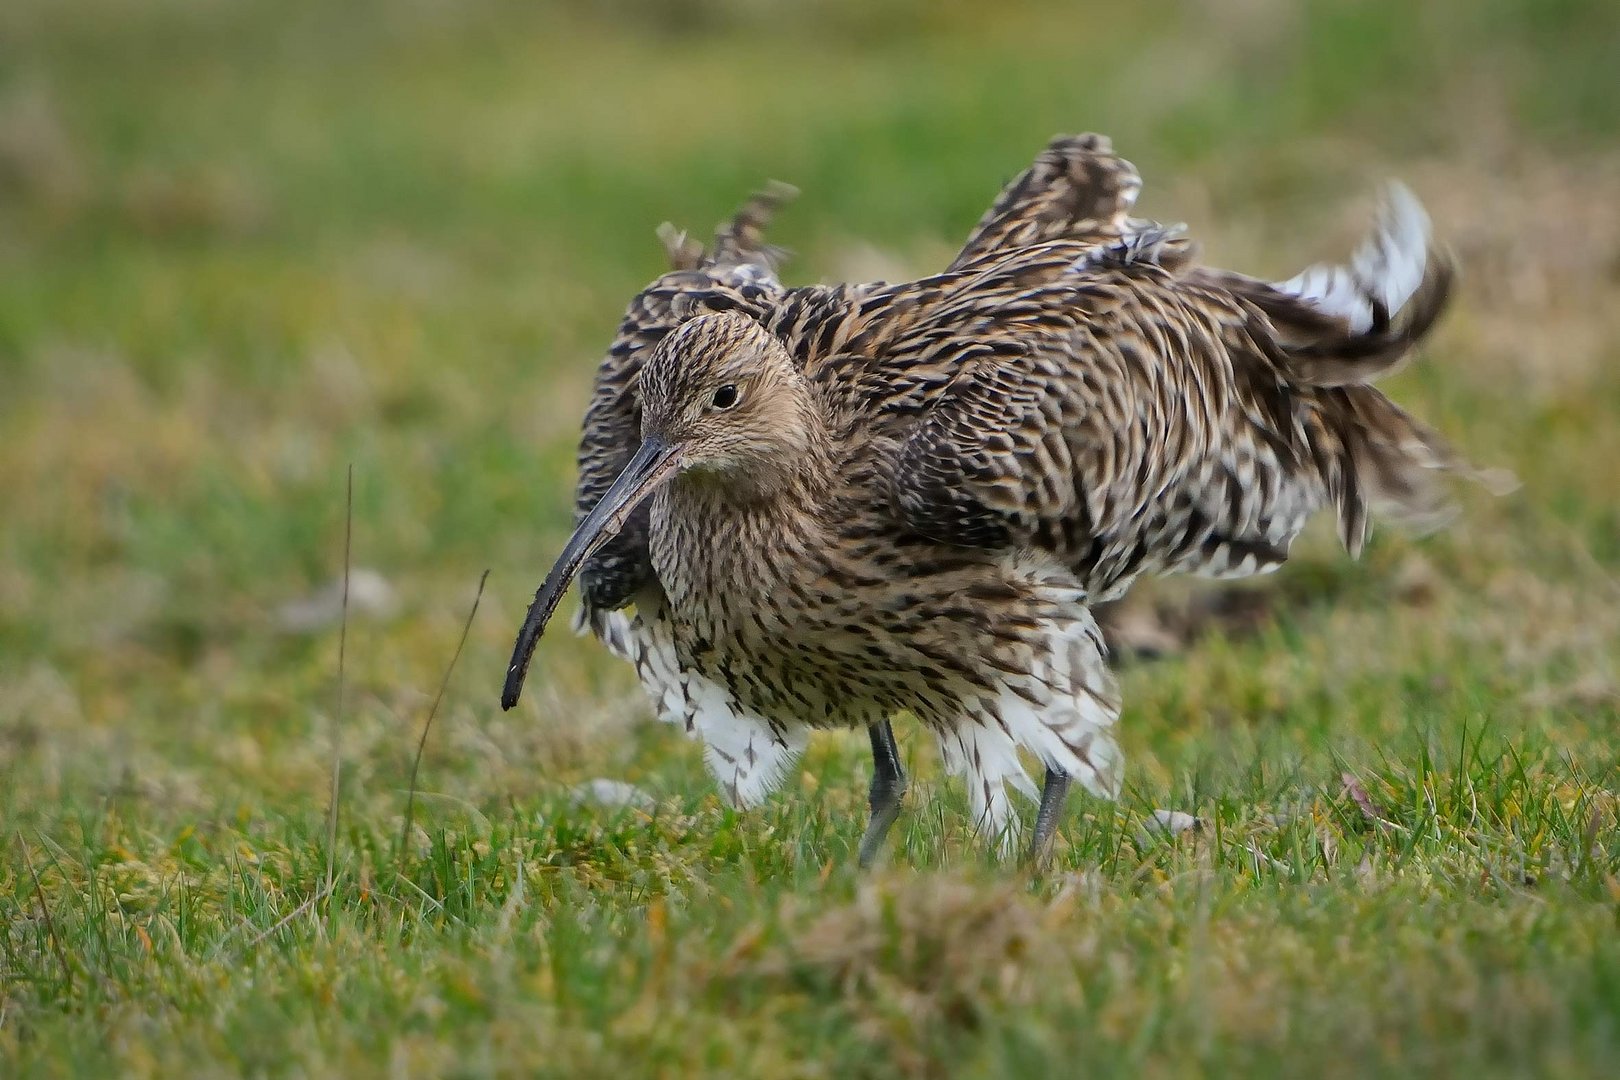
[2, 0, 1620, 1075]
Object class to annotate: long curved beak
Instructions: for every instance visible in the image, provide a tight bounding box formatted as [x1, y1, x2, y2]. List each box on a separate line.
[502, 436, 681, 710]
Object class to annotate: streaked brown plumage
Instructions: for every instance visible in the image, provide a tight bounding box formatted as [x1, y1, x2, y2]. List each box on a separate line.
[504, 134, 1482, 863]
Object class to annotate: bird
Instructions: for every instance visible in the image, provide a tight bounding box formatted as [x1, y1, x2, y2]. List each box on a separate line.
[503, 133, 1486, 865]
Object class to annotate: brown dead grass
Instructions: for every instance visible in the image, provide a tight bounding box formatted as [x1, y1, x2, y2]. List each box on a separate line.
[738, 872, 1084, 1073]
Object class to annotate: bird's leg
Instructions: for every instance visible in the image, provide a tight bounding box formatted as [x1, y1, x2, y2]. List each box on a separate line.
[856, 720, 907, 868]
[1027, 767, 1071, 866]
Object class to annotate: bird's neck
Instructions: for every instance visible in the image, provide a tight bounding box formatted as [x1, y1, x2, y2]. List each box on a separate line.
[653, 414, 838, 601]
[671, 436, 835, 510]
[653, 463, 834, 618]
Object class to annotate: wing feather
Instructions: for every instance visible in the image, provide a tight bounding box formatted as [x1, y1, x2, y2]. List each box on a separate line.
[949, 133, 1149, 271]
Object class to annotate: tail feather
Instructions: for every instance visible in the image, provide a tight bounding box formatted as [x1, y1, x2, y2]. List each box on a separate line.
[1282, 255, 1453, 389]
[1233, 183, 1455, 388]
[1276, 182, 1431, 335]
[1250, 184, 1509, 554]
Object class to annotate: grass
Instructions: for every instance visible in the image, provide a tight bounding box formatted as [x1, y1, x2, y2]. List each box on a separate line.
[3, 0, 1620, 1074]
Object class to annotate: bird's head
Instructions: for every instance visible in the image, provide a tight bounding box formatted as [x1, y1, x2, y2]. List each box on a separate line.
[638, 311, 820, 489]
[501, 310, 819, 709]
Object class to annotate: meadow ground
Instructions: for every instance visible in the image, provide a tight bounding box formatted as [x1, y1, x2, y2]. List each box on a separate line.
[3, 1, 1620, 1075]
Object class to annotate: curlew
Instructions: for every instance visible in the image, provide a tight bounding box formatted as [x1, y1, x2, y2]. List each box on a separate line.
[503, 134, 1485, 864]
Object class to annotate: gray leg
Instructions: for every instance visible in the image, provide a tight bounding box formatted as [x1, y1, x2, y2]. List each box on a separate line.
[857, 720, 907, 868]
[1027, 767, 1071, 865]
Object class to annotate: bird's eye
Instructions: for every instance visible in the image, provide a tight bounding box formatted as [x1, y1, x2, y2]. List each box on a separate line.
[711, 384, 740, 410]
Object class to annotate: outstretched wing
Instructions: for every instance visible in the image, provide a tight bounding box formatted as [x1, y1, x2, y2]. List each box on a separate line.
[880, 186, 1460, 591]
[574, 187, 794, 616]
